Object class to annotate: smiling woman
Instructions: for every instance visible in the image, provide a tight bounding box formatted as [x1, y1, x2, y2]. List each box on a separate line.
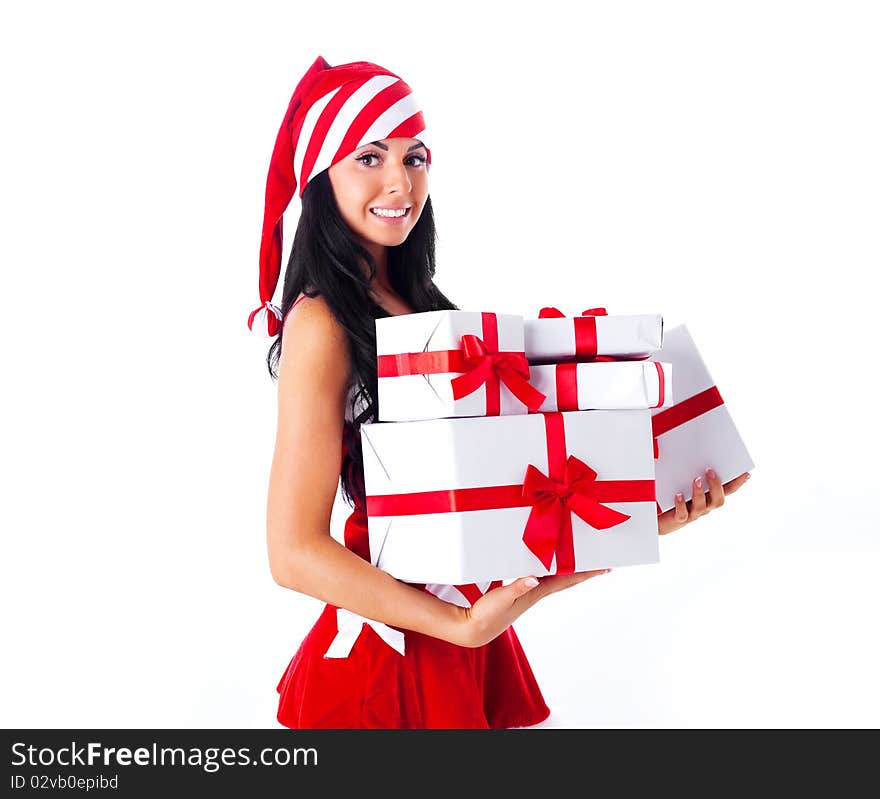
[249, 55, 609, 731]
[329, 137, 430, 278]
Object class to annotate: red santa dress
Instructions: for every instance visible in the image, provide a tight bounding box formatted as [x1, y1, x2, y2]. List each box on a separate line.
[275, 424, 551, 729]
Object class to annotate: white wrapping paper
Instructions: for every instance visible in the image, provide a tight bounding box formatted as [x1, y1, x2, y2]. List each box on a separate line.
[524, 313, 664, 363]
[361, 410, 660, 584]
[529, 361, 674, 411]
[376, 310, 537, 421]
[649, 325, 755, 512]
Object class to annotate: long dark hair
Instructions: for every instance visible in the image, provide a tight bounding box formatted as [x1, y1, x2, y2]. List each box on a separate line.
[266, 168, 457, 508]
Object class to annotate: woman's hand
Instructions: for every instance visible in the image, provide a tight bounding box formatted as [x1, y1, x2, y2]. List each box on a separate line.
[445, 468, 751, 647]
[451, 569, 612, 648]
[657, 468, 751, 536]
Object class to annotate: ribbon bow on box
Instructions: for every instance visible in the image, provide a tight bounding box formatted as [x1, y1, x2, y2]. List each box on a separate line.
[377, 312, 546, 415]
[450, 334, 546, 411]
[536, 307, 610, 361]
[538, 307, 608, 319]
[522, 455, 632, 571]
[366, 412, 656, 578]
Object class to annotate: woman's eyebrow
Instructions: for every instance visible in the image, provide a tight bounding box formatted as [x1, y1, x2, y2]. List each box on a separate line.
[366, 140, 426, 152]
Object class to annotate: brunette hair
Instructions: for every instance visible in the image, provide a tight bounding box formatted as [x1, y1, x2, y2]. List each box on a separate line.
[265, 169, 457, 508]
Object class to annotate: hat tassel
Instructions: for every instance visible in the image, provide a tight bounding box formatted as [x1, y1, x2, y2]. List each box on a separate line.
[248, 300, 283, 338]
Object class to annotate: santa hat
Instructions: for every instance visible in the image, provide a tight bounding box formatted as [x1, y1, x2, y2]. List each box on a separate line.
[248, 55, 432, 337]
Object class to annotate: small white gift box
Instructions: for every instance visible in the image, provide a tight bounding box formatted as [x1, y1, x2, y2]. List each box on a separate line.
[648, 325, 755, 512]
[376, 310, 546, 422]
[529, 361, 674, 412]
[524, 307, 664, 363]
[361, 410, 660, 584]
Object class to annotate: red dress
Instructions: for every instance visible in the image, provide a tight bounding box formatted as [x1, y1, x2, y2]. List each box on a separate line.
[276, 296, 550, 728]
[276, 499, 551, 729]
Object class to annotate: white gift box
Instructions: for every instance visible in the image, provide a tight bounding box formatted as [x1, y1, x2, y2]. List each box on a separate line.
[524, 310, 664, 363]
[376, 310, 548, 422]
[648, 325, 755, 512]
[361, 410, 660, 584]
[529, 361, 674, 412]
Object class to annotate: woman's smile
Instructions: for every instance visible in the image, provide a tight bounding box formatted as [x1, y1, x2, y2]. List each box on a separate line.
[369, 206, 412, 225]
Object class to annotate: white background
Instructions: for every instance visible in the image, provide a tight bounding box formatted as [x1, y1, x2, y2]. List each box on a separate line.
[2, 0, 878, 728]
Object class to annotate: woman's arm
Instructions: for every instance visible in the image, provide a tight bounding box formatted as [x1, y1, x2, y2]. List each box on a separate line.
[265, 295, 466, 643]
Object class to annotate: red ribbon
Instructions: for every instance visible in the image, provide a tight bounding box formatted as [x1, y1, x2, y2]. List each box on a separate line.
[366, 412, 655, 574]
[538, 307, 608, 318]
[555, 363, 579, 411]
[651, 385, 724, 459]
[652, 362, 667, 409]
[537, 307, 608, 359]
[377, 312, 545, 415]
[522, 454, 632, 571]
[449, 334, 546, 412]
[543, 361, 667, 412]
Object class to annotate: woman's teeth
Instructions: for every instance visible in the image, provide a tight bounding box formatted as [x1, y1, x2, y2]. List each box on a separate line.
[371, 208, 408, 217]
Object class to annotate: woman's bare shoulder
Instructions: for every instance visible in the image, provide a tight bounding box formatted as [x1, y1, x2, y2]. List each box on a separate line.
[283, 293, 348, 350]
[278, 294, 351, 394]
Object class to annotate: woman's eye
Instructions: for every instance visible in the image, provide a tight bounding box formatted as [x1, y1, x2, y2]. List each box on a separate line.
[355, 153, 427, 167]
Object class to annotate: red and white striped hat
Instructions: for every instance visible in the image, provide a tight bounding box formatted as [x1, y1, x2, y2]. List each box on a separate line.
[248, 55, 432, 337]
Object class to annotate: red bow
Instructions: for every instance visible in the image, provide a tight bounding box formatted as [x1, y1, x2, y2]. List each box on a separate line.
[538, 307, 608, 318]
[450, 334, 546, 411]
[521, 455, 631, 571]
[536, 308, 609, 360]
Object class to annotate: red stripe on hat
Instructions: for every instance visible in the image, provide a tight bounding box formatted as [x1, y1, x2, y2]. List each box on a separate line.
[332, 80, 412, 163]
[298, 78, 369, 192]
[256, 56, 331, 309]
[288, 95, 317, 179]
[386, 110, 427, 141]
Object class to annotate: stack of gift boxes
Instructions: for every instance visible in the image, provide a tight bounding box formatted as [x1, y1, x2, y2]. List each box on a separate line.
[361, 308, 754, 585]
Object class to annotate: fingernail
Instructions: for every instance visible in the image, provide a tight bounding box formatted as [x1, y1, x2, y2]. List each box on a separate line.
[745, 473, 751, 480]
[695, 477, 703, 489]
[675, 492, 684, 502]
[605, 568, 612, 574]
[706, 468, 717, 480]
[524, 577, 539, 587]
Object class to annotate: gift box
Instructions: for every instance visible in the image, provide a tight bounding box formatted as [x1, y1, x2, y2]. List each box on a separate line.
[528, 361, 674, 412]
[524, 307, 664, 363]
[648, 325, 755, 512]
[376, 310, 546, 422]
[361, 410, 660, 584]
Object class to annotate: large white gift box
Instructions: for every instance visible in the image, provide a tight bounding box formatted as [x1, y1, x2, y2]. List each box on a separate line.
[649, 325, 755, 512]
[361, 410, 660, 584]
[529, 361, 674, 412]
[524, 308, 664, 363]
[376, 310, 546, 422]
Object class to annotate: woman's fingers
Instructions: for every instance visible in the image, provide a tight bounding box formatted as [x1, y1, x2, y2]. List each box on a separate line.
[690, 475, 708, 516]
[509, 576, 541, 599]
[704, 467, 725, 509]
[536, 568, 611, 596]
[658, 494, 688, 535]
[673, 492, 688, 523]
[659, 471, 751, 537]
[468, 570, 613, 646]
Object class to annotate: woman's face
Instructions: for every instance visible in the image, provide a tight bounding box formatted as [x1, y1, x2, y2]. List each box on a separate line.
[328, 136, 429, 256]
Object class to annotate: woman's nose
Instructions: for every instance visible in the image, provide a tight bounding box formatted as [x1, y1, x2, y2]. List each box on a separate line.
[384, 160, 413, 192]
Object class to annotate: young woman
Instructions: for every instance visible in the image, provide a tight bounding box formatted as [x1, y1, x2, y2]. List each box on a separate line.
[251, 57, 749, 729]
